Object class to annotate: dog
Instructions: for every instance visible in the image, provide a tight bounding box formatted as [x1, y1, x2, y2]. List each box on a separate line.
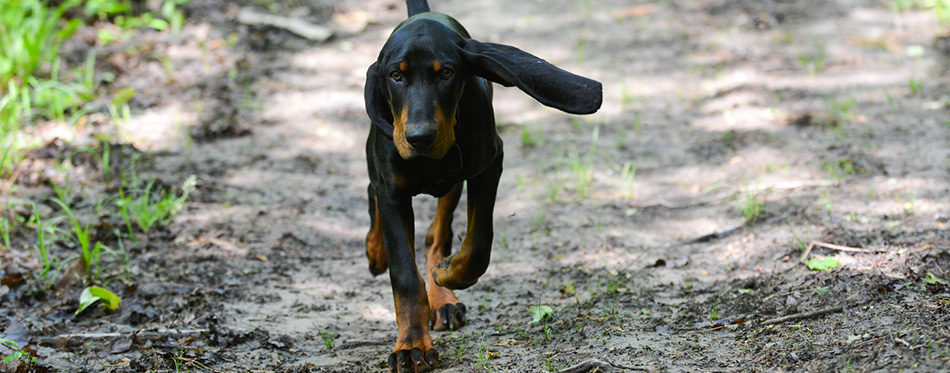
[363, 1, 602, 371]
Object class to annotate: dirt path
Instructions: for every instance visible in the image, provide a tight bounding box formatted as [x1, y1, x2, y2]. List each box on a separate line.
[3, 0, 950, 372]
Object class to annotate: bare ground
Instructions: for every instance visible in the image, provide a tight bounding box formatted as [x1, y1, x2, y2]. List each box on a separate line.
[2, 0, 950, 372]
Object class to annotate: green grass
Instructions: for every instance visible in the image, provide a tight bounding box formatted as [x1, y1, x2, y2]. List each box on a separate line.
[318, 329, 337, 350]
[0, 0, 82, 89]
[54, 197, 106, 281]
[736, 187, 764, 223]
[620, 162, 636, 199]
[567, 126, 599, 199]
[118, 175, 196, 235]
[29, 203, 59, 288]
[0, 0, 195, 294]
[797, 41, 827, 76]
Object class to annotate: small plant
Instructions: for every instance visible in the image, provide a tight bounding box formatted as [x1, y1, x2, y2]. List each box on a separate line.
[318, 329, 337, 350]
[29, 204, 59, 288]
[620, 162, 636, 199]
[829, 98, 857, 124]
[53, 198, 106, 280]
[529, 305, 554, 324]
[568, 126, 599, 199]
[1, 338, 32, 364]
[119, 175, 196, 234]
[520, 126, 543, 148]
[736, 188, 764, 222]
[0, 216, 11, 249]
[475, 332, 495, 371]
[908, 77, 923, 97]
[708, 303, 719, 321]
[797, 41, 827, 75]
[75, 286, 122, 315]
[807, 256, 839, 271]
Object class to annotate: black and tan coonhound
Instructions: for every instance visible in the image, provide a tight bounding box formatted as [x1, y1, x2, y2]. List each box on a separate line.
[363, 1, 602, 371]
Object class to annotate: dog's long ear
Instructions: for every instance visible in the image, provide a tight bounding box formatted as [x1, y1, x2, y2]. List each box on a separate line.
[364, 61, 395, 136]
[460, 39, 602, 115]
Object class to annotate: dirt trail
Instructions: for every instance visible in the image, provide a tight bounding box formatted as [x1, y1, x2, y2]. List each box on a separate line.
[3, 0, 950, 372]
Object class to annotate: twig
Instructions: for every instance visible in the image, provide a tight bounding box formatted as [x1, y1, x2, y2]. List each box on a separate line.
[801, 241, 882, 262]
[236, 8, 333, 41]
[673, 213, 790, 247]
[621, 179, 838, 209]
[34, 329, 208, 344]
[761, 305, 845, 326]
[181, 357, 217, 372]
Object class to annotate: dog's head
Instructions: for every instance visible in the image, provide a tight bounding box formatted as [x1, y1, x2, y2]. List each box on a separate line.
[366, 13, 602, 161]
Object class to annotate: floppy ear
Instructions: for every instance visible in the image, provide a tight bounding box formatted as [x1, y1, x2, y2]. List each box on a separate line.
[460, 39, 602, 115]
[364, 61, 395, 136]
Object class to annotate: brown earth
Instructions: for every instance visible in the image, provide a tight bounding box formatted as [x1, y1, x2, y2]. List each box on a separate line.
[2, 0, 949, 372]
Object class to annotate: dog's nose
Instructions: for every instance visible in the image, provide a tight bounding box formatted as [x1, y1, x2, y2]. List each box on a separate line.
[405, 127, 437, 149]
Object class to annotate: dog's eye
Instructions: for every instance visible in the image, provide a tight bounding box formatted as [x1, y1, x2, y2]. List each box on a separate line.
[390, 71, 402, 81]
[440, 69, 454, 80]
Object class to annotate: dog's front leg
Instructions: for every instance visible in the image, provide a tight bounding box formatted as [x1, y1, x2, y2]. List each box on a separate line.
[375, 188, 440, 372]
[431, 155, 503, 290]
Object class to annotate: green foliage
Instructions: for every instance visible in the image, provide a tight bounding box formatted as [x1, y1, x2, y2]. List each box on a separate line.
[924, 272, 947, 285]
[319, 329, 337, 350]
[568, 126, 599, 199]
[736, 188, 764, 223]
[29, 203, 59, 288]
[75, 286, 122, 315]
[797, 41, 827, 75]
[529, 305, 554, 324]
[53, 198, 106, 280]
[118, 175, 196, 234]
[0, 0, 82, 89]
[1, 338, 27, 364]
[807, 256, 840, 271]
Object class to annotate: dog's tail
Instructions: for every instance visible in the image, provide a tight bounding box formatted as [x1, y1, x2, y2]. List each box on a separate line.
[407, 0, 430, 17]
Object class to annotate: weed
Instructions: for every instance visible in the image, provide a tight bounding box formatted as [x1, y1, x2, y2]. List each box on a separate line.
[787, 224, 810, 258]
[475, 332, 494, 371]
[620, 84, 637, 113]
[797, 41, 827, 75]
[1, 338, 33, 364]
[318, 329, 337, 350]
[54, 198, 106, 280]
[568, 126, 599, 199]
[119, 175, 196, 234]
[709, 303, 719, 321]
[520, 126, 543, 148]
[453, 333, 467, 361]
[0, 0, 82, 88]
[0, 216, 10, 249]
[575, 39, 588, 62]
[29, 204, 59, 288]
[620, 162, 636, 199]
[544, 177, 560, 203]
[736, 188, 764, 222]
[909, 77, 924, 97]
[75, 286, 122, 315]
[829, 98, 857, 124]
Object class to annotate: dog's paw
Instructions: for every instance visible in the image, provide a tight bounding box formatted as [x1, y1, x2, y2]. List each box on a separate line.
[431, 255, 479, 290]
[388, 347, 439, 373]
[432, 303, 466, 331]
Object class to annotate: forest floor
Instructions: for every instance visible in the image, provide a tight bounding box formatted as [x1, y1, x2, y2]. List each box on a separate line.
[2, 0, 949, 372]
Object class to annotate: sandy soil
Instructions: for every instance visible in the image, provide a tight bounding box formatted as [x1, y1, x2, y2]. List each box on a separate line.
[2, 0, 949, 372]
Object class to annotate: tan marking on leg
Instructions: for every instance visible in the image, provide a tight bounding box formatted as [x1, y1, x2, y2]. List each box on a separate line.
[366, 195, 388, 276]
[425, 187, 463, 330]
